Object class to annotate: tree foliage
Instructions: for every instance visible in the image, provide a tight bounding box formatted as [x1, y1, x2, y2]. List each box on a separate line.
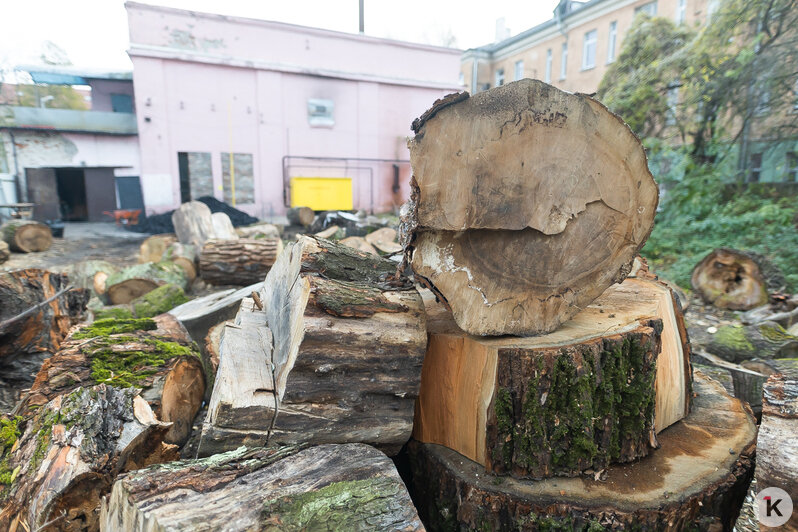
[15, 84, 89, 110]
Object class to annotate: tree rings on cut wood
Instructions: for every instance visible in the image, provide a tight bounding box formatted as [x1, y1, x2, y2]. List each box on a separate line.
[105, 261, 188, 305]
[414, 276, 691, 480]
[1, 220, 53, 253]
[691, 248, 784, 310]
[286, 206, 315, 227]
[405, 79, 659, 336]
[138, 233, 177, 263]
[409, 371, 756, 531]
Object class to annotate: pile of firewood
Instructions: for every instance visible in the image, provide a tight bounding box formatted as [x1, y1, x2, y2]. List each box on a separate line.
[0, 80, 788, 531]
[0, 220, 53, 263]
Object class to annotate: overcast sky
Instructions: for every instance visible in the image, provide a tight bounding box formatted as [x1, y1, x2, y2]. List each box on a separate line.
[0, 0, 559, 71]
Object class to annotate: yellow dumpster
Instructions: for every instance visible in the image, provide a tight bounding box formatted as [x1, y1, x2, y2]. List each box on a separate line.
[290, 177, 353, 211]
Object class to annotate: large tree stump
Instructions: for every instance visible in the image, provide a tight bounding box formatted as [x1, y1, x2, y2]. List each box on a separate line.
[691, 248, 785, 310]
[199, 238, 284, 286]
[171, 201, 215, 249]
[0, 269, 88, 412]
[286, 206, 315, 227]
[404, 80, 659, 336]
[1, 220, 52, 252]
[105, 262, 188, 305]
[19, 314, 205, 445]
[0, 385, 174, 532]
[138, 234, 177, 263]
[409, 371, 755, 531]
[414, 276, 691, 480]
[101, 443, 423, 531]
[198, 236, 426, 457]
[756, 360, 798, 530]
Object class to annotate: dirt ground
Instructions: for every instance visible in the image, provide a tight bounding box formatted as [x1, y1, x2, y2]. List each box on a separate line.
[1, 222, 147, 274]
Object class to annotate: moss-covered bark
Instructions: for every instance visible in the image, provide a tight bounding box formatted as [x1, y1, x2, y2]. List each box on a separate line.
[132, 283, 190, 318]
[486, 321, 660, 479]
[709, 322, 798, 362]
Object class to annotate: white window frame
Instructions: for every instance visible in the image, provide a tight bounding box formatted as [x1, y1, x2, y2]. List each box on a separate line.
[545, 49, 553, 83]
[607, 21, 617, 63]
[560, 43, 568, 80]
[749, 153, 763, 183]
[786, 152, 798, 182]
[582, 30, 597, 70]
[635, 1, 658, 16]
[676, 0, 687, 23]
[495, 68, 505, 87]
[514, 60, 524, 81]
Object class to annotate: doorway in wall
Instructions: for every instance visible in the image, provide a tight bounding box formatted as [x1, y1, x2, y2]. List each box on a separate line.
[55, 168, 87, 221]
[177, 152, 191, 203]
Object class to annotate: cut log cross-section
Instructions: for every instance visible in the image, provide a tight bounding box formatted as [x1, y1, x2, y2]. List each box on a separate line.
[19, 314, 205, 445]
[199, 237, 284, 286]
[101, 443, 424, 531]
[413, 275, 691, 479]
[405, 80, 659, 336]
[1, 220, 53, 252]
[409, 371, 755, 531]
[286, 206, 315, 227]
[105, 261, 188, 305]
[198, 236, 426, 456]
[0, 385, 174, 532]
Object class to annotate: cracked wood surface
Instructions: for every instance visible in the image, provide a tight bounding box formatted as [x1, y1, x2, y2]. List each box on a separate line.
[407, 79, 658, 336]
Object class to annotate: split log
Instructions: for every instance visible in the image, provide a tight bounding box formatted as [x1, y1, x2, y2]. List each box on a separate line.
[757, 360, 798, 530]
[19, 314, 205, 445]
[171, 200, 215, 248]
[0, 241, 9, 263]
[409, 371, 756, 531]
[339, 235, 379, 255]
[707, 321, 798, 363]
[105, 261, 188, 305]
[314, 224, 341, 239]
[1, 220, 52, 252]
[366, 227, 402, 253]
[203, 319, 228, 376]
[236, 222, 281, 239]
[163, 242, 198, 281]
[691, 248, 786, 310]
[65, 260, 117, 299]
[198, 237, 283, 286]
[0, 385, 175, 532]
[210, 212, 238, 240]
[138, 234, 177, 263]
[101, 443, 423, 531]
[414, 275, 691, 479]
[286, 206, 315, 227]
[198, 236, 426, 457]
[405, 80, 659, 336]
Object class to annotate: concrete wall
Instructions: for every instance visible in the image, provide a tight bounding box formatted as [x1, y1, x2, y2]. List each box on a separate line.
[88, 79, 136, 112]
[126, 2, 462, 216]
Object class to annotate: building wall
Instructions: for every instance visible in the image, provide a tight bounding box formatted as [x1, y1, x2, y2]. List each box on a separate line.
[127, 2, 461, 216]
[88, 79, 136, 113]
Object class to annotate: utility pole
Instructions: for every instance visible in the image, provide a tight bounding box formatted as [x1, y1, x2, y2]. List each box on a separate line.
[359, 0, 364, 33]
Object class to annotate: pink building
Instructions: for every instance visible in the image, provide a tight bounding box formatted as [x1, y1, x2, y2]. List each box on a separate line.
[126, 2, 462, 217]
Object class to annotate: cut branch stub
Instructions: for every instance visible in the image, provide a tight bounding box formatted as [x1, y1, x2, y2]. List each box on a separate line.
[691, 248, 783, 310]
[406, 79, 659, 336]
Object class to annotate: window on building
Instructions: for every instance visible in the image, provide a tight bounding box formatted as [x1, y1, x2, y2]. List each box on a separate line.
[666, 84, 680, 125]
[177, 152, 213, 203]
[748, 153, 763, 183]
[582, 30, 597, 70]
[307, 99, 334, 127]
[755, 87, 771, 116]
[560, 43, 568, 80]
[110, 93, 133, 113]
[495, 69, 505, 87]
[222, 153, 255, 204]
[545, 49, 553, 83]
[607, 22, 618, 63]
[786, 152, 798, 182]
[676, 0, 687, 23]
[514, 60, 524, 81]
[635, 1, 658, 16]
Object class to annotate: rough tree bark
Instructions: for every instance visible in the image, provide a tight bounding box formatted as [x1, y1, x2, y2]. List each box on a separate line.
[105, 262, 188, 305]
[403, 80, 659, 336]
[198, 236, 426, 457]
[707, 321, 798, 363]
[199, 238, 283, 285]
[100, 443, 424, 531]
[1, 220, 52, 252]
[0, 385, 174, 532]
[691, 248, 786, 310]
[414, 275, 691, 479]
[286, 206, 315, 227]
[409, 371, 756, 531]
[18, 314, 205, 445]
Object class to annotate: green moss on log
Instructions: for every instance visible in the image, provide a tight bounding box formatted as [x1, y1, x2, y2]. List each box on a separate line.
[132, 284, 190, 318]
[94, 306, 135, 320]
[72, 318, 156, 339]
[712, 326, 755, 359]
[261, 476, 404, 531]
[105, 261, 188, 291]
[85, 336, 197, 388]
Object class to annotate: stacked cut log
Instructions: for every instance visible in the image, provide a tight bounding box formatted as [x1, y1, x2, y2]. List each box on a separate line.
[199, 237, 283, 285]
[1, 220, 52, 253]
[404, 80, 755, 528]
[104, 261, 188, 305]
[198, 235, 426, 457]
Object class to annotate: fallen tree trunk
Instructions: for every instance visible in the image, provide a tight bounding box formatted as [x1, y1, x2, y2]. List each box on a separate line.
[286, 206, 315, 227]
[691, 248, 785, 310]
[163, 242, 198, 281]
[414, 275, 691, 479]
[707, 321, 798, 363]
[1, 220, 52, 252]
[138, 234, 177, 263]
[101, 443, 423, 531]
[19, 314, 205, 445]
[105, 261, 188, 305]
[756, 360, 798, 530]
[198, 236, 426, 457]
[405, 80, 659, 336]
[0, 385, 174, 532]
[199, 238, 283, 286]
[409, 371, 755, 531]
